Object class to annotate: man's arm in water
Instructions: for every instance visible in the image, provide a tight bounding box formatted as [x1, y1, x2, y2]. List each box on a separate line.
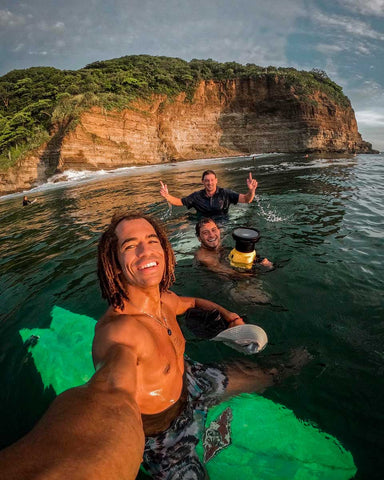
[195, 248, 252, 279]
[168, 292, 245, 328]
[238, 172, 258, 203]
[0, 343, 144, 480]
[160, 181, 183, 206]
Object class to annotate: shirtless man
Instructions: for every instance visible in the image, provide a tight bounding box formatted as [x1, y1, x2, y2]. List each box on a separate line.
[195, 217, 273, 277]
[94, 212, 278, 479]
[160, 170, 258, 216]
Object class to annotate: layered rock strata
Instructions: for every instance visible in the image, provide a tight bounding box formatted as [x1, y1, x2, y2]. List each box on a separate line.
[0, 77, 373, 195]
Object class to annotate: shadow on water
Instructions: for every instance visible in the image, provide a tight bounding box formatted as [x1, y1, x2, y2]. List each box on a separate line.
[1, 153, 383, 479]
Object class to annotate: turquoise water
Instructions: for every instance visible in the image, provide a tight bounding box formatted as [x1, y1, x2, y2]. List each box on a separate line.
[0, 153, 383, 479]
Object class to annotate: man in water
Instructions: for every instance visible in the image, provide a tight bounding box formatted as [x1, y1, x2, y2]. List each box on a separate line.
[160, 169, 258, 215]
[22, 195, 35, 206]
[195, 217, 273, 276]
[195, 217, 273, 305]
[93, 211, 282, 479]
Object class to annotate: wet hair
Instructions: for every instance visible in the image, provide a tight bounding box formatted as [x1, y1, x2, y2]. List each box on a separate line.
[97, 212, 176, 311]
[201, 170, 217, 181]
[195, 217, 218, 237]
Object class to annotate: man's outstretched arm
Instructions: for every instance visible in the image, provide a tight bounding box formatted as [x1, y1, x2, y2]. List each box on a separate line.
[238, 172, 258, 203]
[0, 344, 144, 480]
[174, 294, 245, 328]
[160, 181, 183, 206]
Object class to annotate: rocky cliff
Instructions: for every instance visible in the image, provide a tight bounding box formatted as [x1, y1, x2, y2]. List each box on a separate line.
[0, 77, 374, 195]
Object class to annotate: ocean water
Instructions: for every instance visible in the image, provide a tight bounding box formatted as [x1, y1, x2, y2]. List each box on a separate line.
[0, 153, 383, 479]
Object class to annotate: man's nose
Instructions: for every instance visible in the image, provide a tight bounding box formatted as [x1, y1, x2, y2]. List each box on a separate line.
[136, 241, 151, 255]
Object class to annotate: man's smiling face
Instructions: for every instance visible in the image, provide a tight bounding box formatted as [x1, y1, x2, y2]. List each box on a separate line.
[198, 220, 221, 250]
[202, 173, 218, 197]
[115, 218, 165, 289]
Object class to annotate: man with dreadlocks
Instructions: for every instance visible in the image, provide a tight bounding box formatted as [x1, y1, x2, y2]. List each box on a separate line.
[94, 212, 281, 479]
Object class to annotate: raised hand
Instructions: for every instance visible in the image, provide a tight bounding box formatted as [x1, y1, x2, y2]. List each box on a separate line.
[159, 181, 169, 198]
[246, 172, 258, 191]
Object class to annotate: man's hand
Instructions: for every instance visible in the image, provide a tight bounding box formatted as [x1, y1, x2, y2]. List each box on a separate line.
[160, 181, 169, 199]
[260, 258, 273, 268]
[226, 312, 245, 328]
[159, 182, 183, 206]
[246, 172, 258, 192]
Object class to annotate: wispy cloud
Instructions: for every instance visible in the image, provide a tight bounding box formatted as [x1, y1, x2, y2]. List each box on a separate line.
[312, 10, 384, 40]
[315, 43, 345, 55]
[315, 39, 373, 56]
[355, 109, 384, 125]
[28, 50, 48, 56]
[0, 9, 25, 27]
[352, 80, 384, 98]
[336, 0, 384, 17]
[35, 20, 66, 33]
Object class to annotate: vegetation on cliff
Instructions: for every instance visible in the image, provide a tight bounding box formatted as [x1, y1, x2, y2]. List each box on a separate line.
[0, 55, 351, 171]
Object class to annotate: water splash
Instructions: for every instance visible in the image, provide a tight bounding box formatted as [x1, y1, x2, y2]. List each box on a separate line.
[254, 196, 284, 222]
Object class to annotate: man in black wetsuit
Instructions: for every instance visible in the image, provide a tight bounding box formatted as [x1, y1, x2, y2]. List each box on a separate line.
[22, 196, 32, 206]
[160, 170, 258, 216]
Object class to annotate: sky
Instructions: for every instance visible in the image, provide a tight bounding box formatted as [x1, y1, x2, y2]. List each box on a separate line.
[0, 0, 383, 150]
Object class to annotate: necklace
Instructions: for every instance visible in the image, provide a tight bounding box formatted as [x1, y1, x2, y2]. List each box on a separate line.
[129, 301, 172, 336]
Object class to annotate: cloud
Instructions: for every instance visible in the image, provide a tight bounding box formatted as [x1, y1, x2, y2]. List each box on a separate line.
[35, 20, 66, 33]
[355, 109, 384, 125]
[312, 10, 384, 40]
[355, 43, 372, 55]
[351, 80, 384, 100]
[336, 0, 384, 17]
[315, 39, 373, 56]
[12, 43, 24, 53]
[0, 9, 25, 27]
[315, 43, 345, 55]
[28, 50, 48, 56]
[0, 0, 307, 72]
[355, 107, 384, 149]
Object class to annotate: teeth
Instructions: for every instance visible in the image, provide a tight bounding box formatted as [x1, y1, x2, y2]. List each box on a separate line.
[139, 261, 157, 270]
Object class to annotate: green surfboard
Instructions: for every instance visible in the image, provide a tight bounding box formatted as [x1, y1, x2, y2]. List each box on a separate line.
[20, 306, 356, 479]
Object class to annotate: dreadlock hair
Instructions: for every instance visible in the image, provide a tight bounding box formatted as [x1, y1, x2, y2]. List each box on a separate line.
[97, 212, 176, 311]
[195, 217, 218, 237]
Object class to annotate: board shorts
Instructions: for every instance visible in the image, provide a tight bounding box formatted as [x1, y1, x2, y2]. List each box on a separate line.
[142, 358, 228, 480]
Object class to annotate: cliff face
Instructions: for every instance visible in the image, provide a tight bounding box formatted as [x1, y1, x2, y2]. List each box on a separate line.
[0, 77, 373, 195]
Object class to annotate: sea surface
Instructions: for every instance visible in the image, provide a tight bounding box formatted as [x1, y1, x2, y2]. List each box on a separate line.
[0, 153, 383, 479]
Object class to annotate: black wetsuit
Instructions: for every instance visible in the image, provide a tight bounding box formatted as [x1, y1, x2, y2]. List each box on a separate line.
[181, 188, 239, 216]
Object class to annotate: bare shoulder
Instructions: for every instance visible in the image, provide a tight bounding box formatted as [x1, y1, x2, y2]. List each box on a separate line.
[162, 290, 195, 315]
[96, 307, 135, 334]
[93, 308, 147, 365]
[161, 290, 180, 309]
[195, 247, 212, 264]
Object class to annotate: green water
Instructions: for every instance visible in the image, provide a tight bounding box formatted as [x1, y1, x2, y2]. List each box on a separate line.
[0, 153, 383, 479]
